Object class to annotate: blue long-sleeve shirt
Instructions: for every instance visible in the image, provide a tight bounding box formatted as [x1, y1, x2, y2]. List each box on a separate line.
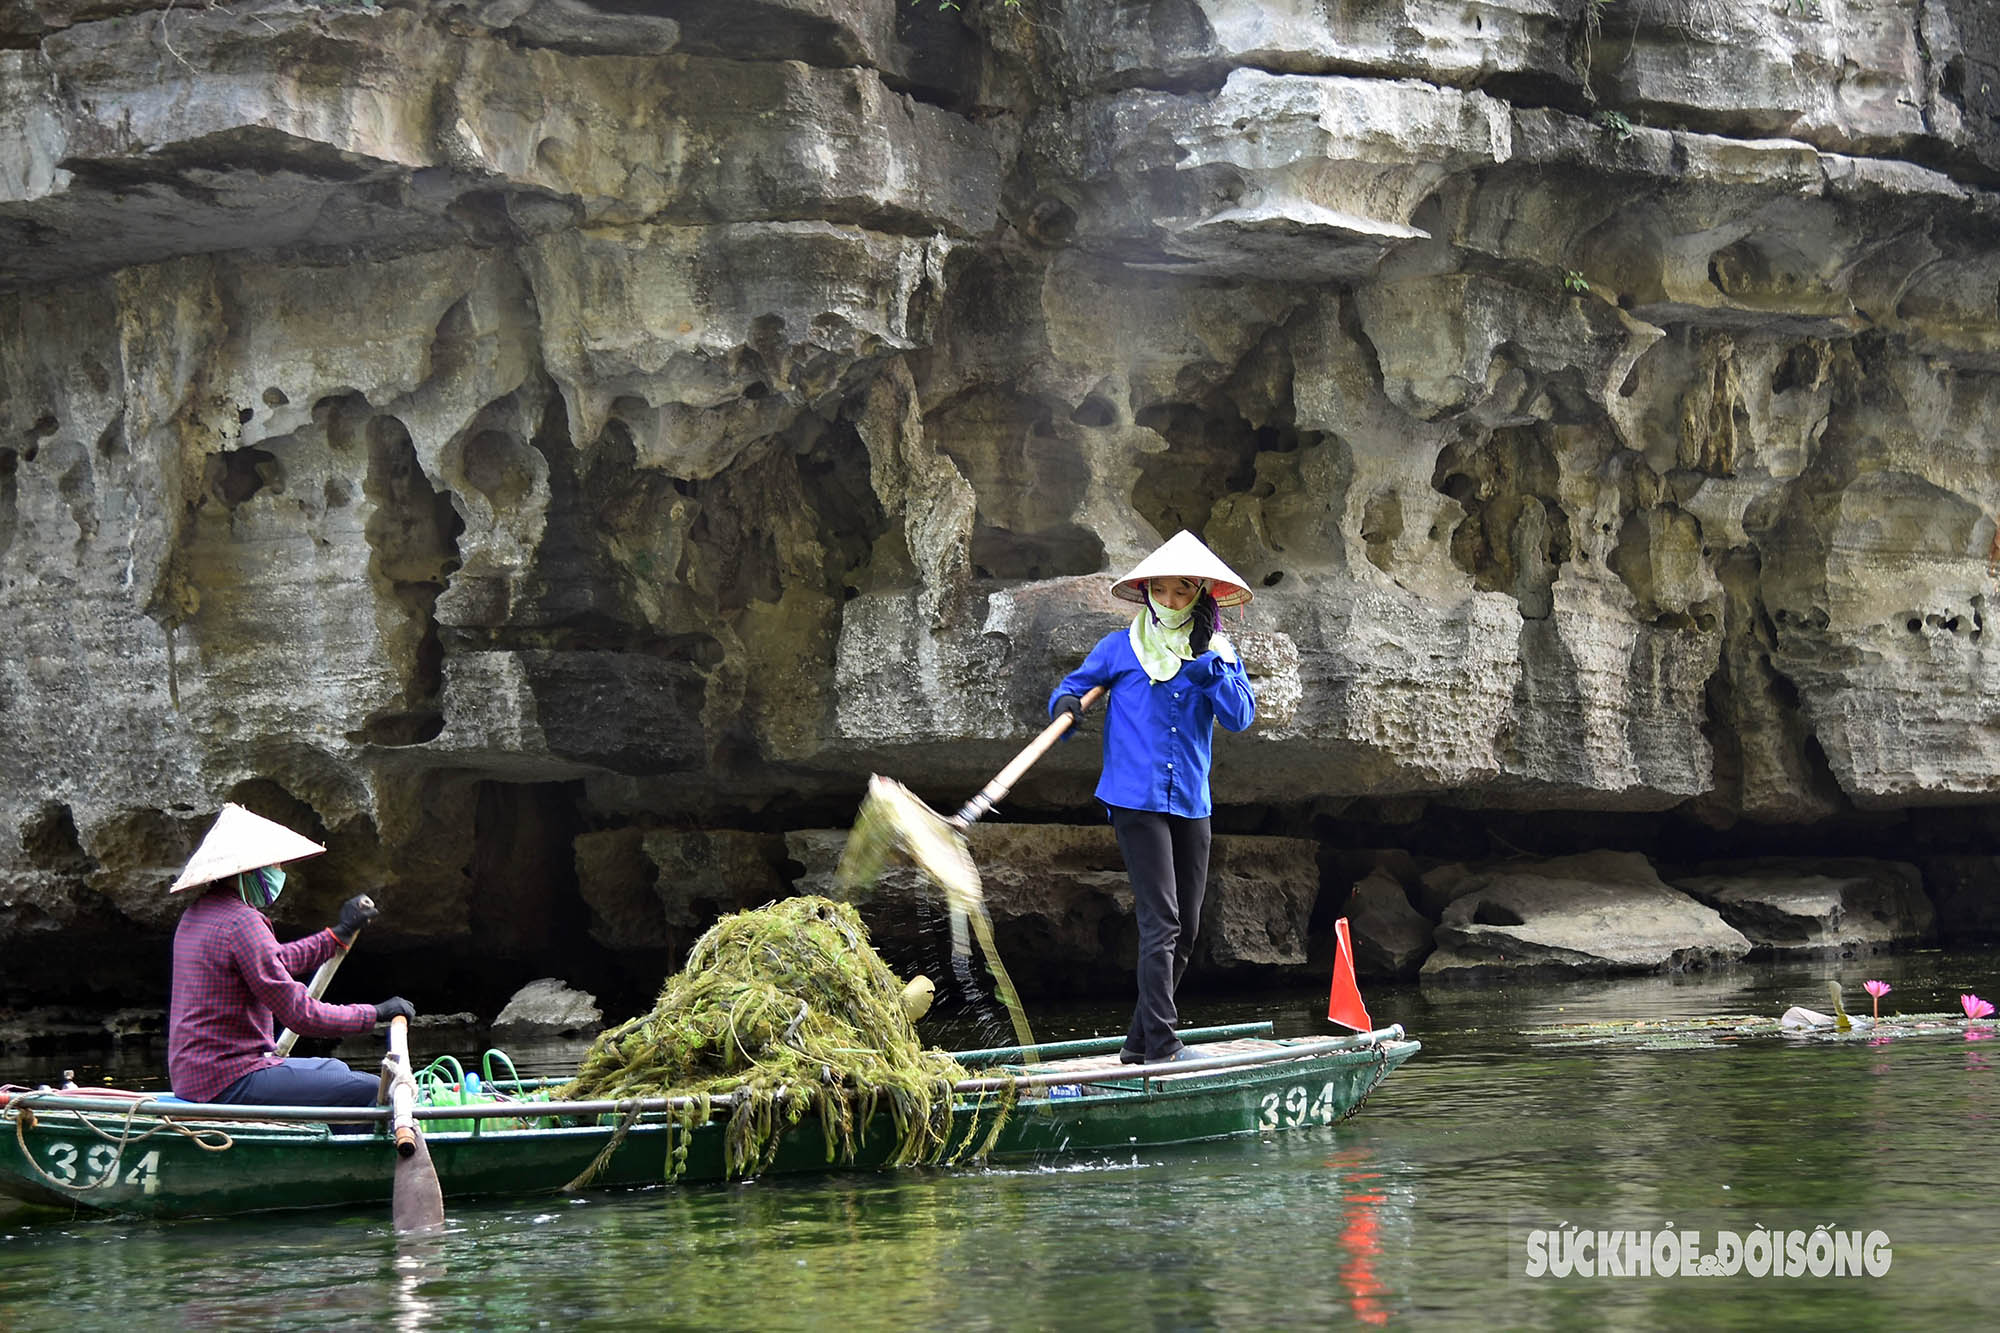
[1049, 629, 1256, 818]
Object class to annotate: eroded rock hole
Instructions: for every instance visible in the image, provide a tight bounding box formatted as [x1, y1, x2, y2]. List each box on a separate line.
[930, 392, 1100, 581]
[359, 415, 460, 747]
[1770, 342, 1827, 395]
[463, 429, 538, 511]
[1023, 197, 1077, 248]
[1070, 395, 1117, 428]
[1131, 402, 1311, 539]
[1769, 669, 1802, 712]
[1432, 427, 1570, 617]
[0, 448, 15, 560]
[1361, 492, 1404, 575]
[95, 413, 123, 459]
[972, 524, 1106, 582]
[563, 412, 704, 621]
[20, 802, 93, 872]
[465, 782, 620, 995]
[798, 420, 891, 596]
[206, 445, 280, 508]
[430, 299, 476, 385]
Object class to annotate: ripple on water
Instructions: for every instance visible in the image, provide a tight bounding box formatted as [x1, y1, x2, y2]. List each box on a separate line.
[3, 953, 1997, 1327]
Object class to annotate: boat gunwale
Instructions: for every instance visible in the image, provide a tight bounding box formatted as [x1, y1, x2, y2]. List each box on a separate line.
[0, 1028, 1413, 1134]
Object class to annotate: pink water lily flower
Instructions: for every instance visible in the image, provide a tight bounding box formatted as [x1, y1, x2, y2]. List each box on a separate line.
[1961, 994, 1995, 1022]
[1863, 979, 1890, 1018]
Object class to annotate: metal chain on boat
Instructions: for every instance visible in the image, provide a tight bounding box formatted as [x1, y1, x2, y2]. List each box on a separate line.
[1332, 1040, 1395, 1125]
[9, 1097, 235, 1193]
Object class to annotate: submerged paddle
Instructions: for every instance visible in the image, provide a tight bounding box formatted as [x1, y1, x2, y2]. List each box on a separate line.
[386, 1015, 446, 1233]
[273, 894, 373, 1057]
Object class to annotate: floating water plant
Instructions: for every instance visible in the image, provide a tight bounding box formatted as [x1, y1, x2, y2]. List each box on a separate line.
[1863, 980, 1890, 1019]
[1962, 993, 1994, 1022]
[1525, 1010, 1984, 1050]
[557, 896, 1011, 1184]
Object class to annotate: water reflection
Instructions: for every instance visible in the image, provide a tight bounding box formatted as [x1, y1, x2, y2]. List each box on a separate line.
[5, 951, 2000, 1327]
[391, 1236, 447, 1333]
[1322, 1145, 1393, 1325]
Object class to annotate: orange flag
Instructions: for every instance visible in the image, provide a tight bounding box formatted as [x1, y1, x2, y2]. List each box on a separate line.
[1327, 917, 1374, 1033]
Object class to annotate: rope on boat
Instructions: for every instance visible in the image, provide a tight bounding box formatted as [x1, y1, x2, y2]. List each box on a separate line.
[10, 1098, 235, 1194]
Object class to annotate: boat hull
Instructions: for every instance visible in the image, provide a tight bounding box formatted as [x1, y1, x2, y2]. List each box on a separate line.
[0, 1035, 1416, 1219]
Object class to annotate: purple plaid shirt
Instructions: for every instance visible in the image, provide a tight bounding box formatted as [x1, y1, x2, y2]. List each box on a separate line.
[168, 890, 379, 1102]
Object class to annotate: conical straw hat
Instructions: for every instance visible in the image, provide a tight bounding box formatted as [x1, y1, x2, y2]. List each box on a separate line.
[168, 803, 326, 893]
[1110, 530, 1253, 607]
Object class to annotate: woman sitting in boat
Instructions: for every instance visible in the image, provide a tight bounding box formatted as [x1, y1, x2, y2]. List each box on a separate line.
[167, 803, 414, 1109]
[1047, 530, 1257, 1065]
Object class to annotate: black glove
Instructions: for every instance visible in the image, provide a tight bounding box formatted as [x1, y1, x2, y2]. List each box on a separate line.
[332, 894, 379, 945]
[1181, 652, 1226, 686]
[1052, 694, 1086, 740]
[374, 997, 416, 1025]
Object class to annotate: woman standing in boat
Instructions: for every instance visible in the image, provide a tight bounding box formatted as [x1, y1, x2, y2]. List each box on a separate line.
[1047, 530, 1256, 1065]
[167, 803, 414, 1107]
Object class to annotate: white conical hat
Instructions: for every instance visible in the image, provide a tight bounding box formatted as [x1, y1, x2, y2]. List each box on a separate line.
[168, 803, 326, 893]
[1110, 530, 1253, 607]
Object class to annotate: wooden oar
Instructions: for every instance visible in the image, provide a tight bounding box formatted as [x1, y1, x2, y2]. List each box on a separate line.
[387, 1014, 446, 1233]
[273, 894, 372, 1057]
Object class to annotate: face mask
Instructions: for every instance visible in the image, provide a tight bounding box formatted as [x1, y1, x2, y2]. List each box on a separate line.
[239, 865, 286, 909]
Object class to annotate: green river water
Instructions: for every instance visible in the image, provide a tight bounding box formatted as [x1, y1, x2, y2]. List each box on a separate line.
[5, 949, 1999, 1329]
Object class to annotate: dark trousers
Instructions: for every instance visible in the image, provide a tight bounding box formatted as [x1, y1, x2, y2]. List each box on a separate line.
[1110, 806, 1212, 1061]
[216, 1057, 380, 1109]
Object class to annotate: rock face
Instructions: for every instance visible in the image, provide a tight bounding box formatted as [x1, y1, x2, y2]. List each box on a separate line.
[787, 822, 1320, 993]
[1422, 852, 1754, 981]
[1669, 858, 1936, 954]
[2, 0, 1998, 1006]
[492, 977, 602, 1036]
[1344, 869, 1435, 980]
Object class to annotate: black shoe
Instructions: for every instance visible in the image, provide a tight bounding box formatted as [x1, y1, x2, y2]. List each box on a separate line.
[1118, 1048, 1146, 1065]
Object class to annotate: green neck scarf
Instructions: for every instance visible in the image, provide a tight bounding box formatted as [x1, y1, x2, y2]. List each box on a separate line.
[237, 866, 285, 910]
[1129, 589, 1198, 683]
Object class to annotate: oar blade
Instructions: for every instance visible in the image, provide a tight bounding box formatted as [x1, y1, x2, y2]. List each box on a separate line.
[392, 1129, 446, 1233]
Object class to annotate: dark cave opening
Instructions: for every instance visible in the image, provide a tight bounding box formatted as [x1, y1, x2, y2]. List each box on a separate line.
[8, 785, 1999, 1054]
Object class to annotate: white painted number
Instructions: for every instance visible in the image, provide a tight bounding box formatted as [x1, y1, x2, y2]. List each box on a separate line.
[1259, 1083, 1342, 1130]
[125, 1150, 161, 1194]
[39, 1141, 159, 1193]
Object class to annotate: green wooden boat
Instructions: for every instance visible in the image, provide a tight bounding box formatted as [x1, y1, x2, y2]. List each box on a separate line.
[0, 1022, 1416, 1220]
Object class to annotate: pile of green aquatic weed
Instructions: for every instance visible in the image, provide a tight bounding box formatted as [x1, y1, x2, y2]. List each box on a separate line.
[557, 895, 1011, 1182]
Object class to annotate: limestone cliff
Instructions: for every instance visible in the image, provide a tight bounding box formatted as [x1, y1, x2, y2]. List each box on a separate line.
[3, 0, 1999, 1010]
